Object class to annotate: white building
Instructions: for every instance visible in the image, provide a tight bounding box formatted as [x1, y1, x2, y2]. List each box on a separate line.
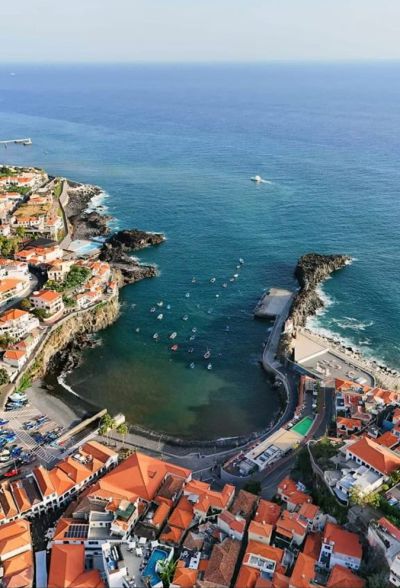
[0, 309, 40, 340]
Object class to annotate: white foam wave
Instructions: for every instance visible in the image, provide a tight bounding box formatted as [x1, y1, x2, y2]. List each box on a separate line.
[57, 373, 82, 398]
[85, 189, 110, 213]
[332, 317, 374, 332]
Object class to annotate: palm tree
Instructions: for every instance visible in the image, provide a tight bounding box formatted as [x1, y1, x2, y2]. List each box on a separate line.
[158, 559, 177, 588]
[116, 423, 128, 448]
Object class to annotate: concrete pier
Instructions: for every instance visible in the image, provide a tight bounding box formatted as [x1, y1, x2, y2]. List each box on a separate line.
[254, 287, 293, 318]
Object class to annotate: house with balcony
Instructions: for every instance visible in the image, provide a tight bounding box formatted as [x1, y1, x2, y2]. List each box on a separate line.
[318, 523, 362, 571]
[30, 289, 64, 319]
[0, 309, 39, 340]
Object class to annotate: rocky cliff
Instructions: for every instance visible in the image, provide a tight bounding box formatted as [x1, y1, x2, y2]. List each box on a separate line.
[289, 253, 351, 328]
[19, 296, 120, 384]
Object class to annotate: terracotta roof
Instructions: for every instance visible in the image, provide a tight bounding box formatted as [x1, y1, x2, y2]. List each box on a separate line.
[151, 502, 170, 527]
[168, 496, 193, 530]
[81, 440, 117, 463]
[337, 417, 362, 429]
[183, 531, 204, 551]
[0, 520, 31, 560]
[218, 510, 246, 535]
[1, 310, 30, 327]
[290, 553, 317, 588]
[277, 477, 311, 507]
[235, 565, 260, 588]
[377, 517, 400, 542]
[0, 279, 23, 294]
[2, 549, 33, 588]
[254, 500, 281, 526]
[230, 490, 259, 520]
[323, 523, 362, 560]
[327, 565, 365, 588]
[375, 431, 398, 449]
[31, 289, 61, 302]
[4, 349, 26, 360]
[244, 540, 284, 566]
[159, 524, 184, 545]
[33, 465, 56, 497]
[48, 544, 104, 588]
[92, 451, 191, 503]
[172, 566, 198, 588]
[0, 483, 19, 519]
[298, 502, 320, 521]
[53, 518, 89, 542]
[346, 436, 400, 475]
[248, 520, 273, 541]
[9, 481, 31, 513]
[275, 511, 307, 541]
[203, 538, 241, 587]
[303, 532, 322, 559]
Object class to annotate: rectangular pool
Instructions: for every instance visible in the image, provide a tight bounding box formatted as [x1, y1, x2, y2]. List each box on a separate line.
[141, 548, 169, 587]
[292, 416, 313, 436]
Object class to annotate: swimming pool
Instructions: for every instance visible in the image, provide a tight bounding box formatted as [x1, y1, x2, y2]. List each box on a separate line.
[292, 416, 314, 436]
[141, 548, 169, 587]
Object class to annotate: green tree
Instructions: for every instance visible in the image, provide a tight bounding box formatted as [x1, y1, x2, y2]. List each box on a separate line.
[20, 298, 32, 311]
[0, 334, 15, 350]
[98, 413, 116, 437]
[116, 423, 128, 448]
[0, 368, 9, 386]
[15, 227, 26, 238]
[32, 308, 49, 320]
[158, 559, 177, 588]
[243, 480, 262, 495]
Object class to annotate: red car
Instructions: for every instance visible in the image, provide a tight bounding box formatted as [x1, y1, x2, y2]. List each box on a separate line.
[4, 468, 19, 478]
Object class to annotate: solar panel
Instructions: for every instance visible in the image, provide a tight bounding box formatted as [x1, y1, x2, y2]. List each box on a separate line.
[65, 524, 89, 539]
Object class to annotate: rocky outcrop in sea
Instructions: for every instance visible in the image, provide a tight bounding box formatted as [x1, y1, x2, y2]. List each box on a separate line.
[289, 253, 351, 328]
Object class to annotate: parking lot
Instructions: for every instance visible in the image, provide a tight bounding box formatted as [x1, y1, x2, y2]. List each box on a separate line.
[0, 403, 66, 471]
[301, 350, 374, 387]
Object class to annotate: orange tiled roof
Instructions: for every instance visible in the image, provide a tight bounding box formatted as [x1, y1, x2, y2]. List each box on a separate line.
[303, 532, 322, 559]
[9, 481, 31, 513]
[185, 480, 235, 514]
[31, 289, 61, 302]
[4, 349, 26, 360]
[0, 279, 22, 294]
[377, 517, 400, 542]
[298, 502, 320, 521]
[159, 524, 184, 544]
[337, 417, 362, 429]
[0, 519, 31, 560]
[0, 483, 19, 520]
[375, 431, 398, 449]
[172, 566, 198, 588]
[327, 564, 365, 588]
[48, 544, 104, 588]
[219, 510, 246, 535]
[2, 549, 33, 588]
[0, 308, 29, 323]
[151, 502, 170, 527]
[33, 465, 55, 497]
[91, 451, 191, 503]
[276, 511, 307, 541]
[277, 477, 311, 507]
[290, 553, 317, 588]
[254, 499, 281, 526]
[248, 520, 273, 541]
[230, 489, 259, 520]
[168, 496, 193, 530]
[346, 436, 400, 475]
[244, 540, 284, 565]
[53, 519, 88, 542]
[81, 440, 117, 463]
[235, 565, 260, 588]
[203, 538, 241, 587]
[323, 523, 362, 560]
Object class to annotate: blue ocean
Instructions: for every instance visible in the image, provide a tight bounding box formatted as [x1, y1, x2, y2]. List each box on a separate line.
[0, 63, 399, 439]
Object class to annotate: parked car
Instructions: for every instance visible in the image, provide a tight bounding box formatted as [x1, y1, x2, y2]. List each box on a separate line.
[0, 419, 9, 426]
[4, 468, 20, 478]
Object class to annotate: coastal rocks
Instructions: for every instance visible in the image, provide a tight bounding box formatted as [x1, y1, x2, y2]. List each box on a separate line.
[100, 229, 165, 286]
[20, 296, 120, 383]
[104, 229, 165, 251]
[73, 211, 113, 240]
[289, 253, 351, 329]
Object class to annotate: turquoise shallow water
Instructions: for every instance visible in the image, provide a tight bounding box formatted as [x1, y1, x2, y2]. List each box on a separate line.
[0, 63, 399, 438]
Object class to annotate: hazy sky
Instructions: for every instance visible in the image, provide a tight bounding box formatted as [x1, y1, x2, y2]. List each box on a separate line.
[2, 0, 400, 63]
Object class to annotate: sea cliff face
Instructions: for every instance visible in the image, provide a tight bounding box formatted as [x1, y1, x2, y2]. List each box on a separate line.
[289, 253, 351, 329]
[20, 296, 120, 383]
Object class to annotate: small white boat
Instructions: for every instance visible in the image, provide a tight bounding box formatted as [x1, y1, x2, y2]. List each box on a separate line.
[170, 332, 177, 340]
[166, 304, 171, 310]
[157, 314, 163, 320]
[222, 283, 228, 288]
[250, 175, 267, 184]
[192, 327, 197, 333]
[225, 326, 230, 332]
[207, 309, 212, 314]
[192, 277, 196, 283]
[189, 362, 195, 369]
[153, 333, 159, 340]
[182, 315, 189, 321]
[229, 278, 235, 282]
[207, 363, 213, 370]
[157, 301, 164, 307]
[239, 258, 245, 264]
[233, 273, 239, 278]
[189, 335, 196, 341]
[215, 294, 220, 298]
[236, 265, 240, 269]
[204, 349, 211, 359]
[135, 328, 140, 333]
[210, 277, 216, 284]
[150, 307, 156, 313]
[185, 292, 190, 298]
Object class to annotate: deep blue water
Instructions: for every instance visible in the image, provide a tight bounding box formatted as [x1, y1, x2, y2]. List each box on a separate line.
[0, 63, 399, 438]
